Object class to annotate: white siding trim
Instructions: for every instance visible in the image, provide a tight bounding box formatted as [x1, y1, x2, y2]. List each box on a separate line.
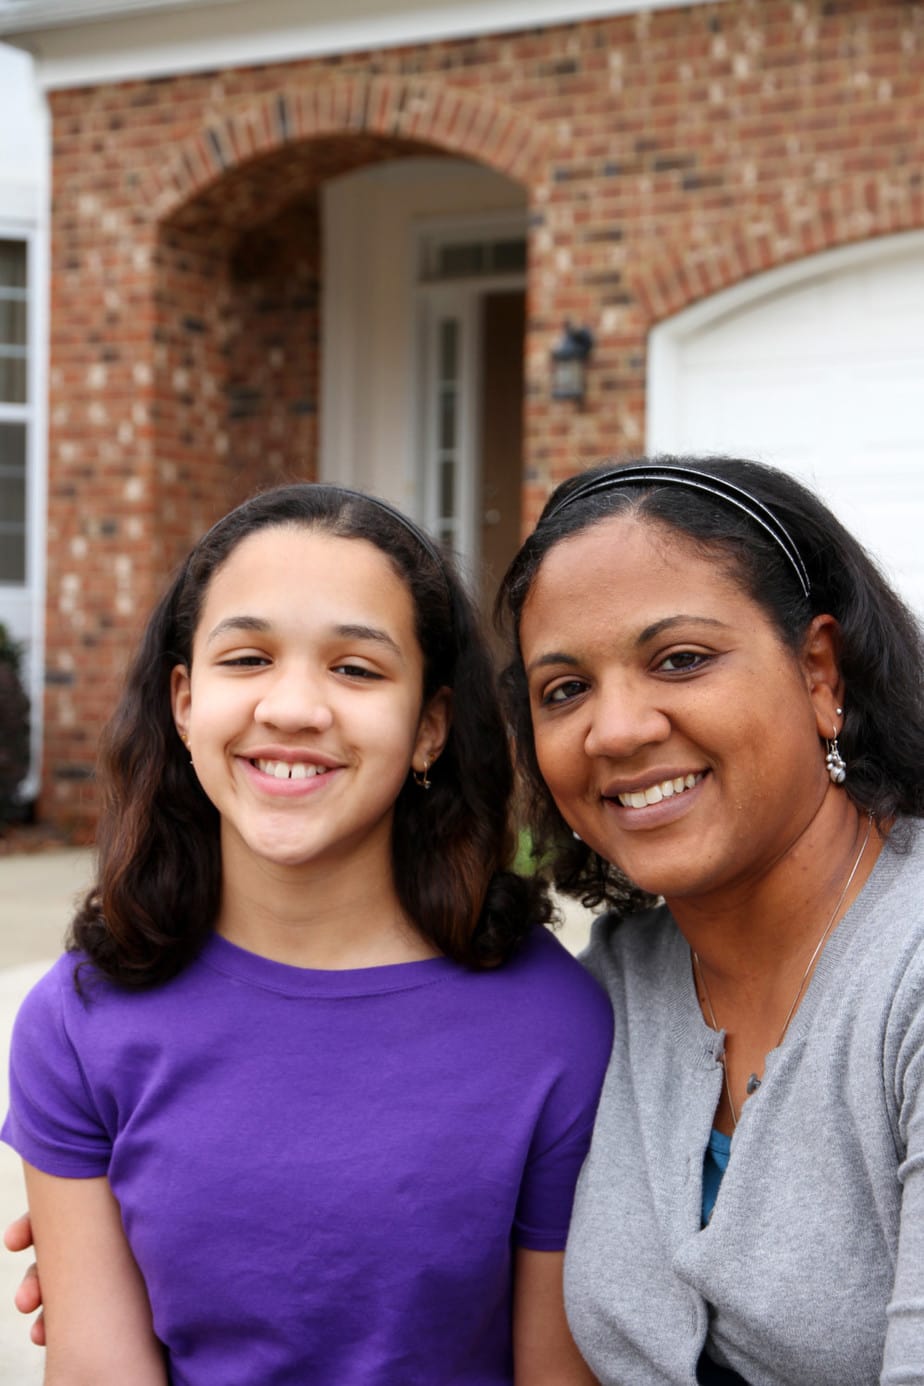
[6, 0, 732, 90]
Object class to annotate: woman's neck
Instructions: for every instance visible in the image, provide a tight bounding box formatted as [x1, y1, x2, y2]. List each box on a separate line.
[668, 798, 883, 989]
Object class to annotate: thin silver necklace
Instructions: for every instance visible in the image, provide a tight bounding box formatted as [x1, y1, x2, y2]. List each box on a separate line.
[692, 815, 873, 1128]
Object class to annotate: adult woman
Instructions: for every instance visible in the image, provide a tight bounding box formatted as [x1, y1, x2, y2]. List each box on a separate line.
[2, 483, 609, 1385]
[498, 456, 924, 1385]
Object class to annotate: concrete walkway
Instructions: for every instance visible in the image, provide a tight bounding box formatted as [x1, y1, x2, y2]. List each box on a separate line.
[0, 847, 592, 1380]
[0, 847, 94, 1384]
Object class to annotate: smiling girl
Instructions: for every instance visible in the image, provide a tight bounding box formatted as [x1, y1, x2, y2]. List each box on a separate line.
[2, 484, 610, 1386]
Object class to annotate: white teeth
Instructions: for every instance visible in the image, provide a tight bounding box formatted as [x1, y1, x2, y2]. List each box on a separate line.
[617, 773, 702, 808]
[255, 758, 324, 780]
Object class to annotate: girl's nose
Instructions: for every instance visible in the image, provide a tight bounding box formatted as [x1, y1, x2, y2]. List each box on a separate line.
[582, 679, 670, 760]
[254, 668, 335, 734]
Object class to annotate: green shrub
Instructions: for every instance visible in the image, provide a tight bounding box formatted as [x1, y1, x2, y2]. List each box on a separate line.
[0, 623, 30, 825]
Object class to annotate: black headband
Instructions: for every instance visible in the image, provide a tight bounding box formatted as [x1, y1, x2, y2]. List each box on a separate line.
[542, 463, 811, 599]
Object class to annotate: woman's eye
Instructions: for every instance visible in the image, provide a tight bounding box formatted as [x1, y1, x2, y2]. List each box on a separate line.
[541, 678, 587, 706]
[658, 650, 707, 673]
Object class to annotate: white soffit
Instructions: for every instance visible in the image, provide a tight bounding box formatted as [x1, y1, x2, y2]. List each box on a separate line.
[0, 0, 731, 90]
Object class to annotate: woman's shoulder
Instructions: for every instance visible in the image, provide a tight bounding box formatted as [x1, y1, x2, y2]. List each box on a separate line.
[580, 900, 680, 983]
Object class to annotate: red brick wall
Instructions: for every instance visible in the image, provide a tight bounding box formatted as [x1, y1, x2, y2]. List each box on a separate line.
[42, 0, 924, 831]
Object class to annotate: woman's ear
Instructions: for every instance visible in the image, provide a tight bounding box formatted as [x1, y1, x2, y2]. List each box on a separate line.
[170, 664, 192, 745]
[413, 686, 452, 774]
[800, 614, 844, 738]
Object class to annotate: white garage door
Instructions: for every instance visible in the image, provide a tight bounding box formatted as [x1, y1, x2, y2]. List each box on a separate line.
[647, 232, 924, 615]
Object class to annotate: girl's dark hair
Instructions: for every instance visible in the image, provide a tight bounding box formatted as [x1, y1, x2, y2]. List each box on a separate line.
[497, 454, 924, 910]
[73, 483, 549, 987]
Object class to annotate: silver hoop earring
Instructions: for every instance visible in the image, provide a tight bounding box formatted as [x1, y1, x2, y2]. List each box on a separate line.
[412, 759, 432, 790]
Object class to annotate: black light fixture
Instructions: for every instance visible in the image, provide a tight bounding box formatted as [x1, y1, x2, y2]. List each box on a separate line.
[550, 321, 594, 402]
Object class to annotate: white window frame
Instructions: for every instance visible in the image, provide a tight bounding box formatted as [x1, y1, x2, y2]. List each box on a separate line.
[0, 218, 48, 801]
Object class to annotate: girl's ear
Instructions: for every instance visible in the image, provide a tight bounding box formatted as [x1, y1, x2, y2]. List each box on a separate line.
[413, 686, 452, 773]
[800, 614, 844, 738]
[170, 664, 192, 744]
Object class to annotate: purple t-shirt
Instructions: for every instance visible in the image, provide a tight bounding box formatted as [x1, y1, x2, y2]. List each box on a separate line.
[3, 925, 612, 1386]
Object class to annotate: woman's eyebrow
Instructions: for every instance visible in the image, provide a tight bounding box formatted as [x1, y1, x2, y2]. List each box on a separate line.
[636, 615, 729, 644]
[525, 651, 580, 676]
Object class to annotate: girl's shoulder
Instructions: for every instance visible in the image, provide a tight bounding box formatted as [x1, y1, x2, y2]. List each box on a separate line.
[478, 924, 614, 1051]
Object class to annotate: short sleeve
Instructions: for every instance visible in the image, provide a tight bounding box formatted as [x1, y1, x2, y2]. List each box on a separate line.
[512, 957, 614, 1251]
[2, 958, 112, 1178]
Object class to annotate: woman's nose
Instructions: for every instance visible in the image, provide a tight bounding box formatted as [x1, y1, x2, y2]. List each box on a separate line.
[582, 678, 670, 760]
[254, 667, 335, 733]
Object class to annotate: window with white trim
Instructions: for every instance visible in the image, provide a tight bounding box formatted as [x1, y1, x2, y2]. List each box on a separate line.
[0, 238, 28, 585]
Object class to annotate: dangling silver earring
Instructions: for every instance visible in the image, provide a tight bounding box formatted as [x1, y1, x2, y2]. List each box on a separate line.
[412, 758, 432, 790]
[825, 723, 847, 785]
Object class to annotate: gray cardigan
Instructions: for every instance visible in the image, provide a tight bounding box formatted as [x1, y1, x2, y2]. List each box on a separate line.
[566, 820, 924, 1386]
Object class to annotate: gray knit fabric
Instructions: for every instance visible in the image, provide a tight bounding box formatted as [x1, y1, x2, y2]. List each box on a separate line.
[566, 821, 924, 1386]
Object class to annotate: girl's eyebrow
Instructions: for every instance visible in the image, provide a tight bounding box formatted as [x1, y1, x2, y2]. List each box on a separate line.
[206, 615, 270, 645]
[333, 623, 403, 658]
[205, 616, 403, 658]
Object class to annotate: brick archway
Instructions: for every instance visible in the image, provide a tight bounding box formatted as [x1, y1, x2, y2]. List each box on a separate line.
[139, 76, 547, 224]
[631, 174, 924, 324]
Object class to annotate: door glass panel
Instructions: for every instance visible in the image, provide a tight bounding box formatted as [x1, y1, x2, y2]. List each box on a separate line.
[436, 317, 460, 548]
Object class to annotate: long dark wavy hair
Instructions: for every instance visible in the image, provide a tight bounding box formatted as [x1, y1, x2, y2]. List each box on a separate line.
[72, 483, 550, 987]
[497, 454, 924, 911]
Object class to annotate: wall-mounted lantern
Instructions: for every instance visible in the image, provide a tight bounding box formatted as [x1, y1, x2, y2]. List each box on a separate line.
[550, 322, 594, 402]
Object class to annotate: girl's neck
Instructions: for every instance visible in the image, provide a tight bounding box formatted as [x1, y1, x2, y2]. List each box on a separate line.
[215, 842, 437, 970]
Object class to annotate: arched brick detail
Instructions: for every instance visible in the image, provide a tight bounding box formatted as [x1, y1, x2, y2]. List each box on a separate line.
[631, 175, 924, 324]
[139, 76, 546, 220]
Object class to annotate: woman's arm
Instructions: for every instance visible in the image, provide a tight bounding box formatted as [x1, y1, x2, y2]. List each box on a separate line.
[513, 1248, 599, 1386]
[24, 1164, 168, 1386]
[3, 1211, 44, 1344]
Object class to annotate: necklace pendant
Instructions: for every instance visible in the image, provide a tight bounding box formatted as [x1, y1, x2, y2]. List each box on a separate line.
[745, 1073, 762, 1095]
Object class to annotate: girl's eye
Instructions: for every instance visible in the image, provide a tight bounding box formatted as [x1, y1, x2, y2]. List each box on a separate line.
[541, 678, 588, 707]
[657, 650, 708, 673]
[333, 663, 384, 680]
[217, 654, 270, 667]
